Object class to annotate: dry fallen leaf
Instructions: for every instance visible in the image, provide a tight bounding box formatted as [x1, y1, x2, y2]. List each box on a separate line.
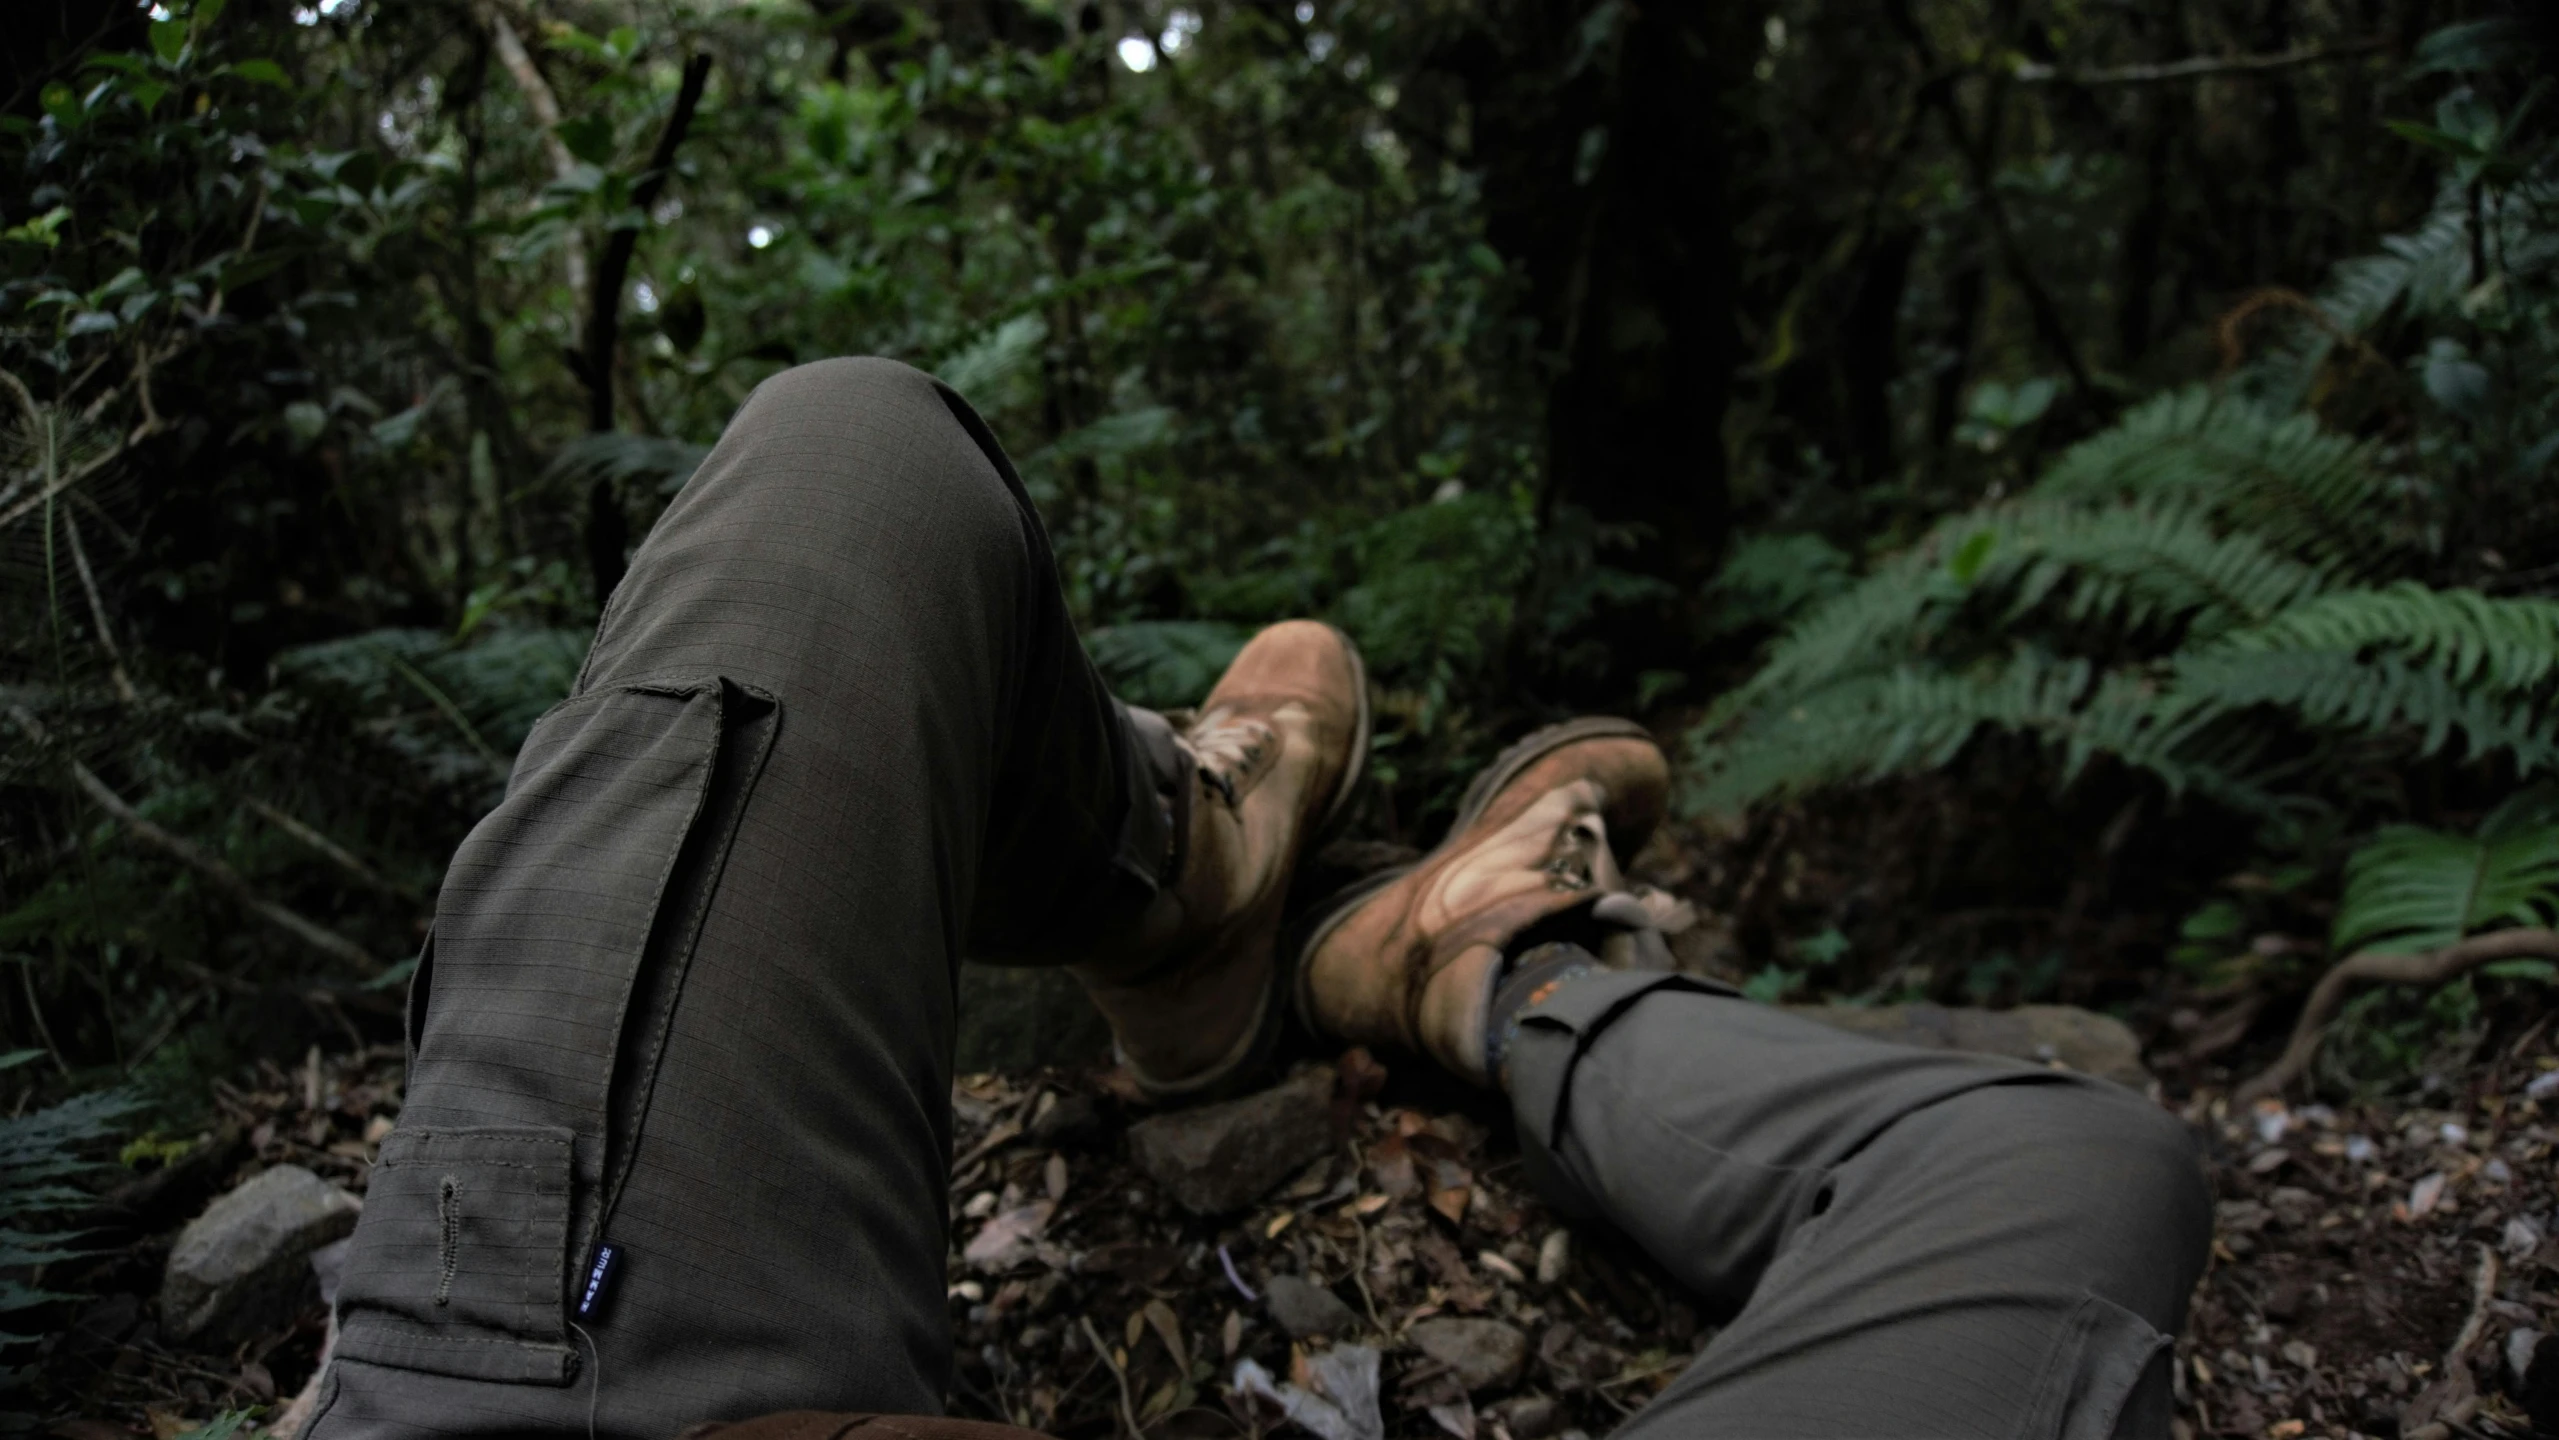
[2405, 1171, 2448, 1221]
[1429, 1184, 1472, 1226]
[963, 1199, 1055, 1271]
[1224, 1308, 1245, 1359]
[1370, 1134, 1419, 1200]
[1536, 1230, 1570, 1285]
[1477, 1250, 1526, 1284]
[1352, 1193, 1391, 1216]
[1268, 1211, 1297, 1240]
[1045, 1151, 1069, 1201]
[1144, 1297, 1189, 1373]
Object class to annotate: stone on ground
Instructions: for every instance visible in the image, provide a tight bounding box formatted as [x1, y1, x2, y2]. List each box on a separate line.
[160, 1164, 361, 1344]
[1127, 1064, 1335, 1214]
[1409, 1316, 1528, 1391]
[1264, 1273, 1361, 1338]
[1787, 1002, 2151, 1085]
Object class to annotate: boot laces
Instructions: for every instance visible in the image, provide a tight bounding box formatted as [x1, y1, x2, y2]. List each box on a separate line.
[1184, 711, 1276, 809]
[1542, 815, 1607, 890]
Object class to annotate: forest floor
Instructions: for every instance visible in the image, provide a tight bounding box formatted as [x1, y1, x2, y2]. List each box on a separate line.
[21, 811, 2559, 1440]
[27, 1022, 2558, 1440]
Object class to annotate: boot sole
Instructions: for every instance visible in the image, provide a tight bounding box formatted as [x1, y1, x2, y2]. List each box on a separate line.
[1286, 715, 1658, 1035]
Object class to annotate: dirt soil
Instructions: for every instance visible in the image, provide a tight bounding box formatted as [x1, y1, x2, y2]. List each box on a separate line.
[23, 1016, 2558, 1440]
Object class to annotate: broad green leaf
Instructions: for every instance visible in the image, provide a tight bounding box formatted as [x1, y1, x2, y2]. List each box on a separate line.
[1947, 528, 1999, 585]
[228, 58, 291, 88]
[150, 18, 188, 64]
[556, 115, 617, 166]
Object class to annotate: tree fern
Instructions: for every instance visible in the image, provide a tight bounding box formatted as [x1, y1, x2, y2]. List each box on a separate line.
[1710, 494, 2333, 728]
[2205, 582, 2559, 692]
[2332, 787, 2559, 955]
[2031, 388, 2407, 572]
[2165, 651, 2557, 772]
[1690, 651, 2280, 816]
[2, 1080, 141, 1396]
[1688, 389, 2558, 823]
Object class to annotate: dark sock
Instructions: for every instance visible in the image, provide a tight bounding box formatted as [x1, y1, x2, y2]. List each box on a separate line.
[1484, 941, 1602, 1085]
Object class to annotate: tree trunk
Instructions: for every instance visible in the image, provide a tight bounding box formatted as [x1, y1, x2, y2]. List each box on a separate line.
[1454, 0, 1739, 685]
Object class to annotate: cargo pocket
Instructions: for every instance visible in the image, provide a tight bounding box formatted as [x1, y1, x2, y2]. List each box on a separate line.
[335, 675, 777, 1385]
[333, 1126, 577, 1382]
[2013, 1291, 2176, 1440]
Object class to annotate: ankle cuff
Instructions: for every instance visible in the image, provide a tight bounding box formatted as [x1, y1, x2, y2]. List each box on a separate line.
[1117, 703, 1190, 896]
[1485, 942, 1602, 1089]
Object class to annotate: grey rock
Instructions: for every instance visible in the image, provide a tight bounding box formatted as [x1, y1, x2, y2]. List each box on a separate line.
[161, 1164, 360, 1344]
[1127, 1065, 1336, 1215]
[1494, 1395, 1563, 1440]
[956, 963, 1114, 1072]
[1410, 1316, 1528, 1391]
[1265, 1273, 1360, 1338]
[1786, 1002, 2151, 1086]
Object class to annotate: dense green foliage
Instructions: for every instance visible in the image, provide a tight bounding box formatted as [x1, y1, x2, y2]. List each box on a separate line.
[2, 0, 2555, 1210]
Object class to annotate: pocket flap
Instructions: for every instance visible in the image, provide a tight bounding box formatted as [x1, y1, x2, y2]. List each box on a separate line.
[334, 1125, 578, 1385]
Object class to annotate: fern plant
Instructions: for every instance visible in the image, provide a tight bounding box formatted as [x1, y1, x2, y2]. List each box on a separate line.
[1686, 387, 2559, 822]
[1, 1064, 139, 1411]
[2332, 787, 2559, 958]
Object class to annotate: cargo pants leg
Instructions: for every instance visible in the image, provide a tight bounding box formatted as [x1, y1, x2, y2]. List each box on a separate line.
[309, 359, 1168, 1437]
[1505, 971, 2212, 1440]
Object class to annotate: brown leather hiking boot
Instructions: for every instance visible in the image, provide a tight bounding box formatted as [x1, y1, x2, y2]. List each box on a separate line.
[1293, 718, 1676, 1086]
[1069, 621, 1368, 1101]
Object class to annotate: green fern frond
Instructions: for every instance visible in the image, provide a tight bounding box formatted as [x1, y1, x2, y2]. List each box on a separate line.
[1689, 651, 2277, 816]
[1975, 498, 2334, 639]
[1702, 555, 1935, 728]
[2169, 651, 2558, 771]
[541, 432, 712, 499]
[1084, 619, 1253, 710]
[2032, 388, 2401, 571]
[1712, 496, 2332, 730]
[2207, 582, 2559, 691]
[2332, 786, 2559, 955]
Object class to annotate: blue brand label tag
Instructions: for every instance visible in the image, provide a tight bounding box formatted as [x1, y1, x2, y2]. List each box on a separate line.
[576, 1242, 620, 1319]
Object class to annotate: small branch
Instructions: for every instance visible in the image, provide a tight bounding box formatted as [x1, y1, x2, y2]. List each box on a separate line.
[1079, 1315, 1142, 1440]
[2012, 40, 2387, 86]
[2446, 1243, 2499, 1371]
[576, 50, 712, 605]
[2236, 928, 2559, 1102]
[59, 503, 136, 703]
[1926, 78, 2096, 398]
[580, 52, 713, 433]
[8, 707, 387, 978]
[246, 798, 411, 899]
[482, 3, 587, 298]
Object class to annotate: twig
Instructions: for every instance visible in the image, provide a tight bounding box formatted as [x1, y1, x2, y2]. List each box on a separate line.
[2012, 40, 2387, 86]
[480, 3, 587, 298]
[59, 503, 136, 702]
[2446, 1243, 2499, 1372]
[7, 707, 387, 978]
[248, 797, 409, 898]
[2236, 928, 2559, 1102]
[1080, 1314, 1143, 1440]
[14, 957, 72, 1079]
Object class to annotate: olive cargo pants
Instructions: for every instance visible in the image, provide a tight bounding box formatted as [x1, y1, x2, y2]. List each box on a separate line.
[307, 359, 2209, 1439]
